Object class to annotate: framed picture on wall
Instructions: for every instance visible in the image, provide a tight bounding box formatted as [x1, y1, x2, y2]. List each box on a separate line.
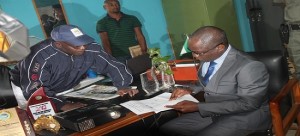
[32, 0, 68, 38]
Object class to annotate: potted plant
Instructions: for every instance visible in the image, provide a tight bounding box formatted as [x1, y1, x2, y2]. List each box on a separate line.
[147, 48, 175, 90]
[147, 48, 173, 75]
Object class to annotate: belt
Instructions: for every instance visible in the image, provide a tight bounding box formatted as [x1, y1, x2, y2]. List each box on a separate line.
[288, 24, 300, 30]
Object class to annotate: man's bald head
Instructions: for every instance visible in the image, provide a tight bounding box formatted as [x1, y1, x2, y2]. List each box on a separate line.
[188, 26, 229, 62]
[190, 26, 228, 49]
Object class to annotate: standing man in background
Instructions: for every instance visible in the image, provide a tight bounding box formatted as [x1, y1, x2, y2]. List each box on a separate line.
[276, 0, 300, 79]
[285, 0, 300, 79]
[96, 0, 147, 63]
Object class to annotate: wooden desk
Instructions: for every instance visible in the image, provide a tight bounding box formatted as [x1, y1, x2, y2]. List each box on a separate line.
[171, 60, 198, 82]
[70, 112, 155, 136]
[57, 61, 195, 135]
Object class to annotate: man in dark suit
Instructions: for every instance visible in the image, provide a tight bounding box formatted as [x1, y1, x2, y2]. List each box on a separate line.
[160, 26, 271, 136]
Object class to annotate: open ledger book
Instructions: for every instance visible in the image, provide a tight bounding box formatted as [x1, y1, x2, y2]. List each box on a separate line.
[62, 85, 119, 100]
[120, 92, 199, 115]
[56, 76, 105, 96]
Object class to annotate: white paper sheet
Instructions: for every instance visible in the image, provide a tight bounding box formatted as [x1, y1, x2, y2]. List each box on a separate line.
[121, 92, 199, 115]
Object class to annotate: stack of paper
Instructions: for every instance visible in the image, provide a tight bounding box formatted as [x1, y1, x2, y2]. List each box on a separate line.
[120, 92, 199, 115]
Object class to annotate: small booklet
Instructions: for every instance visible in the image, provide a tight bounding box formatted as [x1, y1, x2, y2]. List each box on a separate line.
[120, 92, 199, 115]
[128, 45, 142, 57]
[63, 85, 119, 100]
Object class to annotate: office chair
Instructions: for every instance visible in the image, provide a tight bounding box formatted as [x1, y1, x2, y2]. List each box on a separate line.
[247, 50, 289, 98]
[246, 50, 300, 136]
[126, 53, 152, 76]
[0, 65, 18, 109]
[269, 77, 300, 136]
[126, 53, 152, 88]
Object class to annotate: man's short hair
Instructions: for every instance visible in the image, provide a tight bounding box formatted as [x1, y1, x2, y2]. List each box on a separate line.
[104, 0, 119, 4]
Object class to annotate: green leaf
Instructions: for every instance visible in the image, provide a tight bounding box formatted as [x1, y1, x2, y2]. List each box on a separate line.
[147, 48, 173, 75]
[165, 69, 173, 75]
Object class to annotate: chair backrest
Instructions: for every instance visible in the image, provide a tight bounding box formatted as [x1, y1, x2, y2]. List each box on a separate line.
[0, 65, 18, 109]
[247, 50, 300, 136]
[247, 50, 289, 98]
[126, 53, 152, 75]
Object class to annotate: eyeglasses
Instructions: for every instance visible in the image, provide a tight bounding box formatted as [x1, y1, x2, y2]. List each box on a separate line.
[191, 42, 223, 56]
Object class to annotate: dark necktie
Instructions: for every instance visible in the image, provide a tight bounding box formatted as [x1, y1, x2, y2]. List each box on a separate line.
[203, 61, 217, 85]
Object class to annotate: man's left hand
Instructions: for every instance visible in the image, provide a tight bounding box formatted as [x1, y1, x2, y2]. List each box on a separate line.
[117, 88, 139, 97]
[169, 87, 192, 100]
[165, 100, 198, 113]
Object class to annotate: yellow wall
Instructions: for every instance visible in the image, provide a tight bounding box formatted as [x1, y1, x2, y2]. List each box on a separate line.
[0, 32, 10, 53]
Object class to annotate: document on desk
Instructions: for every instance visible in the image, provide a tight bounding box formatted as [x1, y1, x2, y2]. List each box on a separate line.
[63, 85, 119, 100]
[56, 75, 105, 96]
[120, 92, 199, 115]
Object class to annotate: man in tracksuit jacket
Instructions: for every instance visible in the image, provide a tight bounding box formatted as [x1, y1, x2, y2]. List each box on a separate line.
[10, 25, 138, 111]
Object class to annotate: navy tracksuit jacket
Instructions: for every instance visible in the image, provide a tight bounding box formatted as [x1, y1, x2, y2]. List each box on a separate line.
[10, 39, 133, 109]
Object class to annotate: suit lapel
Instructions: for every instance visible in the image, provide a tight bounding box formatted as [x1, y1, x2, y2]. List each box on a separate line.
[207, 48, 238, 92]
